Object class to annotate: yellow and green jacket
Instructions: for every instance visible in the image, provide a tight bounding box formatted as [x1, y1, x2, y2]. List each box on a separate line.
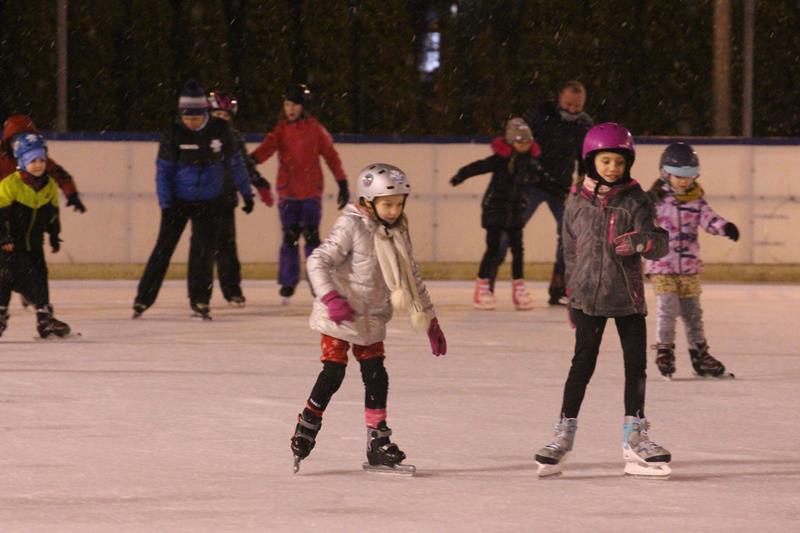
[0, 170, 60, 252]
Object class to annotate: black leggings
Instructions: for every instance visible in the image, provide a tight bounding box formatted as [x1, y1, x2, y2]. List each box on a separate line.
[478, 226, 523, 280]
[561, 309, 647, 418]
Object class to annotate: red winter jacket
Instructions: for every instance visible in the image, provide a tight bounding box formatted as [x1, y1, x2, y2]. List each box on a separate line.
[0, 115, 79, 197]
[249, 115, 346, 200]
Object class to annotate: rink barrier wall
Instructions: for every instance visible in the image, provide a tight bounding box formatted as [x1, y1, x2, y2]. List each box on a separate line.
[38, 134, 800, 265]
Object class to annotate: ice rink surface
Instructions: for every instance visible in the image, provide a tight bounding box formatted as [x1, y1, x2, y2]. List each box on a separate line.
[1, 280, 798, 532]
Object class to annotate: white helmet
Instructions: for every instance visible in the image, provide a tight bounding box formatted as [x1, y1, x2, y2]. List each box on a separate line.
[356, 163, 411, 203]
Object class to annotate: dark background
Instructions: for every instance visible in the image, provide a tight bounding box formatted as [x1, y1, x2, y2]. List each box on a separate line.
[0, 0, 797, 136]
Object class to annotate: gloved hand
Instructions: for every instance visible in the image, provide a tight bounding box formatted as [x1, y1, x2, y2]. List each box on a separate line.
[49, 233, 61, 253]
[256, 186, 274, 207]
[723, 222, 739, 242]
[427, 317, 447, 356]
[450, 174, 465, 186]
[321, 290, 355, 324]
[336, 180, 349, 210]
[613, 232, 653, 256]
[66, 193, 87, 213]
[242, 196, 254, 214]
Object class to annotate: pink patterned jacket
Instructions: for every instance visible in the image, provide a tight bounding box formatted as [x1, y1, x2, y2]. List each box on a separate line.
[644, 181, 729, 275]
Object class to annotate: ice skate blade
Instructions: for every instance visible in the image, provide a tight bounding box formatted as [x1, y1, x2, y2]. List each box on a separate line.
[362, 462, 416, 476]
[624, 461, 671, 478]
[693, 371, 735, 379]
[190, 313, 212, 321]
[34, 332, 82, 341]
[536, 461, 563, 478]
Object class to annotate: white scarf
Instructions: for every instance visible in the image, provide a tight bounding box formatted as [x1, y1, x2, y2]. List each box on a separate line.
[373, 219, 430, 332]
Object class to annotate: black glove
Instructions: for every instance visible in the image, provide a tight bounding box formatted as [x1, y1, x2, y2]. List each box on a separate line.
[336, 180, 350, 210]
[66, 193, 87, 213]
[251, 175, 269, 189]
[49, 234, 61, 253]
[723, 222, 739, 242]
[242, 196, 254, 214]
[450, 174, 465, 186]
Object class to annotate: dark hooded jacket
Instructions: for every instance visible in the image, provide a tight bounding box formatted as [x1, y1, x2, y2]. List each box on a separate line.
[563, 178, 668, 317]
[453, 137, 559, 228]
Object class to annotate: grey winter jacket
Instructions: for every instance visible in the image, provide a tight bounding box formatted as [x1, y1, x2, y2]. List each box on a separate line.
[307, 204, 436, 345]
[563, 180, 668, 317]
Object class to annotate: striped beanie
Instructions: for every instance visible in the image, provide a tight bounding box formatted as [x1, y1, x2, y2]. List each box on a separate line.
[178, 79, 208, 116]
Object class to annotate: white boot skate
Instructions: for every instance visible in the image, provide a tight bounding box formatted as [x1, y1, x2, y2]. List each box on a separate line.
[512, 279, 535, 311]
[622, 415, 671, 478]
[473, 278, 496, 310]
[535, 417, 577, 477]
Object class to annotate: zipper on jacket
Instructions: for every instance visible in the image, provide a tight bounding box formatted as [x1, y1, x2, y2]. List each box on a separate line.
[607, 212, 617, 244]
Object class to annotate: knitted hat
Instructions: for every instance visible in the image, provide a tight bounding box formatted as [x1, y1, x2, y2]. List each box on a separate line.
[504, 117, 533, 144]
[13, 132, 47, 170]
[178, 79, 208, 116]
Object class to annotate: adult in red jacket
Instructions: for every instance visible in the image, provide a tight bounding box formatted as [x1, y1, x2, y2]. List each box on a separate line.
[250, 84, 349, 301]
[0, 115, 86, 213]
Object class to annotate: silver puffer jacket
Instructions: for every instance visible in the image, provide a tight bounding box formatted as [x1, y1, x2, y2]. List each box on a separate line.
[307, 204, 436, 345]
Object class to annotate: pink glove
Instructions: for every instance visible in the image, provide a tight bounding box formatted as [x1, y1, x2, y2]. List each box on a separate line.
[427, 317, 447, 356]
[321, 291, 355, 324]
[257, 186, 274, 207]
[614, 232, 653, 256]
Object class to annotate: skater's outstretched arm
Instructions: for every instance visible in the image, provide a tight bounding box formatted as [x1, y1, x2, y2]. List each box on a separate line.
[450, 155, 498, 185]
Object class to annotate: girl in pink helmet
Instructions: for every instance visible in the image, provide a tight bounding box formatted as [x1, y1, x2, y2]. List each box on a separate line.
[534, 123, 672, 478]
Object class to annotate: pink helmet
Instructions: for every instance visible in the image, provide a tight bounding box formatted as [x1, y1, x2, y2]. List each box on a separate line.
[208, 91, 238, 115]
[581, 122, 635, 162]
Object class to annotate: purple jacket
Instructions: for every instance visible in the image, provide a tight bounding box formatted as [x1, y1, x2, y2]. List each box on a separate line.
[644, 182, 729, 275]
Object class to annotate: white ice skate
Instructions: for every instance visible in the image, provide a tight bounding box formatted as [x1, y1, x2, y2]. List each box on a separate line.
[535, 417, 577, 478]
[622, 415, 671, 478]
[473, 278, 496, 310]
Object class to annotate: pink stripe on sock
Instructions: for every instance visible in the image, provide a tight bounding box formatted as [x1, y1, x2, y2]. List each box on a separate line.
[364, 408, 387, 427]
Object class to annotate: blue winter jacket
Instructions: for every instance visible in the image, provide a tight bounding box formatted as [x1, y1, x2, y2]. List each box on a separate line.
[155, 116, 252, 209]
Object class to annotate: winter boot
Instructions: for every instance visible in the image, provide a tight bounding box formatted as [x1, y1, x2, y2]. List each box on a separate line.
[190, 302, 212, 321]
[36, 307, 71, 338]
[0, 306, 8, 337]
[535, 417, 578, 477]
[366, 421, 406, 467]
[654, 343, 676, 379]
[132, 301, 148, 319]
[622, 415, 671, 477]
[512, 279, 535, 311]
[473, 278, 496, 310]
[291, 411, 322, 472]
[689, 342, 728, 377]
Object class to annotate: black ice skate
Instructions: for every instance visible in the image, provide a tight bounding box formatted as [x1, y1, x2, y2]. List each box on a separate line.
[279, 285, 295, 306]
[132, 302, 148, 319]
[227, 295, 246, 308]
[362, 422, 415, 476]
[36, 308, 73, 339]
[0, 306, 9, 337]
[654, 343, 676, 380]
[291, 411, 322, 473]
[190, 302, 212, 321]
[690, 342, 734, 378]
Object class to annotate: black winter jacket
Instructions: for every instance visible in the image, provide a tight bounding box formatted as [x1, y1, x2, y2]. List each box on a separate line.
[453, 137, 555, 229]
[523, 101, 593, 190]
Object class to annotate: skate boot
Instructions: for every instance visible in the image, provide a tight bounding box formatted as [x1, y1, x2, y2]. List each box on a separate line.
[36, 308, 71, 339]
[363, 421, 415, 475]
[291, 411, 322, 473]
[473, 278, 496, 310]
[622, 415, 671, 478]
[132, 301, 148, 319]
[548, 273, 568, 306]
[535, 417, 577, 477]
[227, 295, 246, 308]
[0, 306, 8, 337]
[690, 342, 732, 378]
[512, 279, 535, 311]
[190, 302, 212, 321]
[654, 343, 676, 380]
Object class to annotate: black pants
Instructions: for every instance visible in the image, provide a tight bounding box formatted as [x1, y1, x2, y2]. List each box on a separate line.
[215, 204, 242, 300]
[479, 226, 523, 280]
[0, 248, 49, 309]
[136, 200, 221, 307]
[561, 309, 647, 418]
